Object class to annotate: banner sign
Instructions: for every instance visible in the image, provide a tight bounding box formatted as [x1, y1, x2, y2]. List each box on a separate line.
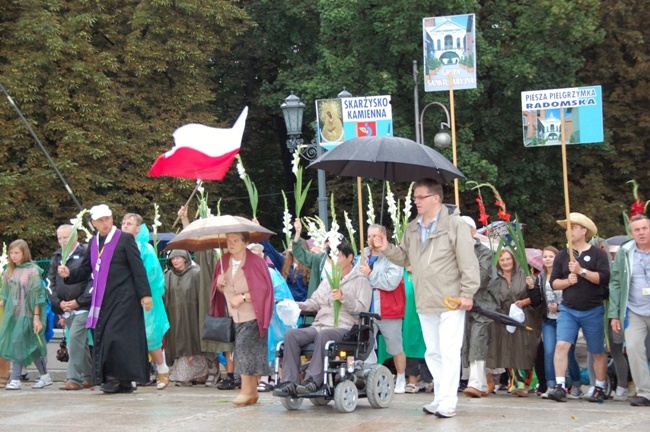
[316, 95, 393, 150]
[422, 13, 477, 92]
[521, 85, 603, 146]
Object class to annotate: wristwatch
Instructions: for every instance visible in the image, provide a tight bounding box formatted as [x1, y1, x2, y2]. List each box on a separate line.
[580, 269, 587, 278]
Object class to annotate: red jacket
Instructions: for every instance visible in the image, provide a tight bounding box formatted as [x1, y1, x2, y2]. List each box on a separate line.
[210, 249, 274, 337]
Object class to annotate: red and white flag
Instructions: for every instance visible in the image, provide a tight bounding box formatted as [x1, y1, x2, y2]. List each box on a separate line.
[148, 107, 248, 180]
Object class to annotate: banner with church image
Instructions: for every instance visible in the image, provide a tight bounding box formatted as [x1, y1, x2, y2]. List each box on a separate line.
[422, 14, 477, 92]
[521, 85, 604, 147]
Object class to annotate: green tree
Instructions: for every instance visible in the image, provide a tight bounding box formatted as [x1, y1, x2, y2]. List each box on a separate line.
[0, 0, 252, 255]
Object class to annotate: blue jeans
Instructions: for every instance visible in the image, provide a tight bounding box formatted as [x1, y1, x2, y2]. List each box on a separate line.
[542, 318, 581, 387]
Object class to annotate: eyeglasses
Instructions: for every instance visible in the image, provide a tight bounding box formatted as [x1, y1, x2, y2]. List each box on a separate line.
[413, 194, 435, 202]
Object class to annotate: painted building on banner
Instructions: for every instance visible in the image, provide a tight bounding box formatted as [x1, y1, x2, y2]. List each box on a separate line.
[316, 95, 393, 150]
[521, 86, 602, 147]
[423, 14, 477, 92]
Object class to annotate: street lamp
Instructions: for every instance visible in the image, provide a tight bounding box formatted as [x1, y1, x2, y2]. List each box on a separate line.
[419, 101, 452, 150]
[281, 92, 328, 226]
[281, 91, 305, 152]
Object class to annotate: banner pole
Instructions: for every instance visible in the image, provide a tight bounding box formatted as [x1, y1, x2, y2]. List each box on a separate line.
[560, 108, 574, 261]
[449, 74, 459, 208]
[357, 177, 365, 266]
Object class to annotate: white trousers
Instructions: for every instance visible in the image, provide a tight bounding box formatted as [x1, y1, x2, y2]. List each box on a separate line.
[468, 360, 487, 392]
[419, 310, 466, 410]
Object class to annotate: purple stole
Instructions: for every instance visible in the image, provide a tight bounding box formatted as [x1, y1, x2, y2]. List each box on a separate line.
[86, 227, 122, 329]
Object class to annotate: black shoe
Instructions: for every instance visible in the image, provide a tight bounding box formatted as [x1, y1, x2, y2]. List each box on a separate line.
[296, 378, 319, 395]
[116, 382, 134, 394]
[273, 381, 297, 397]
[547, 384, 567, 402]
[587, 386, 606, 403]
[100, 380, 121, 394]
[458, 379, 468, 392]
[216, 375, 239, 390]
[630, 396, 650, 407]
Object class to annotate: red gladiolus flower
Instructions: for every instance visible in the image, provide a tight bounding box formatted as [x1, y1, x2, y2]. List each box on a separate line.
[497, 208, 511, 221]
[476, 195, 490, 227]
[631, 199, 645, 217]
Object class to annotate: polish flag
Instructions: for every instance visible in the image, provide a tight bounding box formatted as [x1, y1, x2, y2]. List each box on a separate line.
[149, 107, 248, 180]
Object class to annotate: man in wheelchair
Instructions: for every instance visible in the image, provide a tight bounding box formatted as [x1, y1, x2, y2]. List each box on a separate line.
[273, 242, 372, 397]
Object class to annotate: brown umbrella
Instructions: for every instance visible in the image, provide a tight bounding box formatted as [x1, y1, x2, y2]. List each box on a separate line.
[164, 215, 275, 252]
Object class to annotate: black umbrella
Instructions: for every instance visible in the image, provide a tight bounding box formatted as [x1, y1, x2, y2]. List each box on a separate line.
[307, 136, 464, 183]
[444, 297, 533, 331]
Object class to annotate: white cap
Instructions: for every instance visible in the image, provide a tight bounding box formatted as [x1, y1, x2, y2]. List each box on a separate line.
[247, 243, 264, 256]
[461, 215, 476, 230]
[90, 204, 112, 221]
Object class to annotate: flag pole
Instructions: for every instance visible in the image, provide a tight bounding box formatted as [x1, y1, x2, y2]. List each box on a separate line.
[357, 177, 365, 266]
[559, 108, 574, 261]
[0, 82, 83, 212]
[449, 74, 459, 208]
[172, 180, 202, 228]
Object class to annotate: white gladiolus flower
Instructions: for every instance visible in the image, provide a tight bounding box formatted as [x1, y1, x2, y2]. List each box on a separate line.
[343, 211, 355, 236]
[292, 145, 304, 175]
[196, 179, 204, 194]
[403, 182, 413, 222]
[235, 155, 246, 179]
[366, 184, 376, 226]
[0, 243, 7, 279]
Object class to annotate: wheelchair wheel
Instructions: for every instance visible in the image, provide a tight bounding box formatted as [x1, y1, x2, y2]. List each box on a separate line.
[334, 380, 358, 413]
[309, 397, 331, 406]
[366, 365, 394, 409]
[280, 395, 304, 410]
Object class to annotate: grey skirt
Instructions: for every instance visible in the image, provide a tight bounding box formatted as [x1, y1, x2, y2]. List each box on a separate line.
[234, 320, 270, 376]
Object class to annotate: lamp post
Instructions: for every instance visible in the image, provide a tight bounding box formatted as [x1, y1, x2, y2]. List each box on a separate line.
[413, 61, 459, 207]
[281, 92, 328, 226]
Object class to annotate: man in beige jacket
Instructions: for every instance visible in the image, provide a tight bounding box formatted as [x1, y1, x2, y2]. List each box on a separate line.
[377, 178, 479, 418]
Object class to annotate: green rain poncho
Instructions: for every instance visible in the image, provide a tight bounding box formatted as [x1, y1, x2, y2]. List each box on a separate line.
[0, 263, 47, 366]
[136, 224, 170, 351]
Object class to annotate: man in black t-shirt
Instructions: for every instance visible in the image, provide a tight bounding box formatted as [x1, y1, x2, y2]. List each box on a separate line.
[547, 213, 610, 403]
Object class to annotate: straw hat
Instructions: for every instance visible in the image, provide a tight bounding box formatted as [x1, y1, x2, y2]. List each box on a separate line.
[556, 212, 597, 238]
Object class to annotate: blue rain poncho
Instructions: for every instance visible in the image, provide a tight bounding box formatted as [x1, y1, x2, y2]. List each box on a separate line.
[267, 267, 295, 363]
[136, 223, 170, 351]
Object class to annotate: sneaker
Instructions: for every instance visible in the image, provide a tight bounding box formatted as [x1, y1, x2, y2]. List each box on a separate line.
[434, 407, 457, 418]
[613, 388, 629, 401]
[273, 381, 296, 397]
[394, 377, 406, 394]
[296, 378, 319, 394]
[567, 385, 584, 399]
[587, 386, 606, 403]
[630, 396, 650, 407]
[33, 374, 53, 389]
[583, 386, 595, 398]
[5, 380, 21, 390]
[540, 389, 551, 399]
[547, 384, 567, 402]
[422, 402, 440, 415]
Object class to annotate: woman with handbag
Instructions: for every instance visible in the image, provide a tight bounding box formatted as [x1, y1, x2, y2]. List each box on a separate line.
[211, 232, 274, 406]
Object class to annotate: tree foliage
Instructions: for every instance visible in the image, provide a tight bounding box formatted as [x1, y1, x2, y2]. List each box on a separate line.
[0, 0, 646, 257]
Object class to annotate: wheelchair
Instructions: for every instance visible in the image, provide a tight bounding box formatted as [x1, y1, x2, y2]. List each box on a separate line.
[272, 312, 394, 413]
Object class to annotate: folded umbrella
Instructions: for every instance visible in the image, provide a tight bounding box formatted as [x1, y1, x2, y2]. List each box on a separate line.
[444, 297, 533, 331]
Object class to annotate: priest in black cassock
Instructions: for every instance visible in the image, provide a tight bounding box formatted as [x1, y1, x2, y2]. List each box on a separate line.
[59, 204, 152, 394]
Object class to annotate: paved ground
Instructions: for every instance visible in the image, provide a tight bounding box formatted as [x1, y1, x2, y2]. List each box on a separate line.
[2, 378, 649, 432]
[3, 335, 649, 431]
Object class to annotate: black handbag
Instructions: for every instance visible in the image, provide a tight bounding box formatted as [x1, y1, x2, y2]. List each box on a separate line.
[202, 313, 235, 343]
